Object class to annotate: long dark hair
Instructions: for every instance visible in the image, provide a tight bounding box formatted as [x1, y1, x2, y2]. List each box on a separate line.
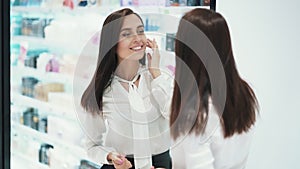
[170, 8, 258, 139]
[81, 8, 144, 114]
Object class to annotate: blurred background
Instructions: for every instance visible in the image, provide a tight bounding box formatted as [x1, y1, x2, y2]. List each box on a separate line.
[218, 0, 300, 168]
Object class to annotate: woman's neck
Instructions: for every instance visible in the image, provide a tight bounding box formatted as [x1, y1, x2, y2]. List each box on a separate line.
[115, 59, 140, 81]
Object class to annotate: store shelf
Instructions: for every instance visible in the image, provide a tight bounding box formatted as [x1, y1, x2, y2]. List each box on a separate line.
[11, 151, 50, 169]
[11, 6, 69, 13]
[11, 66, 88, 86]
[159, 6, 209, 14]
[11, 121, 86, 158]
[11, 92, 78, 122]
[11, 5, 115, 15]
[135, 6, 209, 15]
[12, 35, 47, 44]
[12, 66, 72, 84]
[11, 6, 61, 13]
[11, 35, 58, 52]
[11, 35, 74, 54]
[11, 5, 209, 15]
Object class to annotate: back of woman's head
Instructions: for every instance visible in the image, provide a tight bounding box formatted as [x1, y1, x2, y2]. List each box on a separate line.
[81, 8, 143, 114]
[171, 8, 258, 139]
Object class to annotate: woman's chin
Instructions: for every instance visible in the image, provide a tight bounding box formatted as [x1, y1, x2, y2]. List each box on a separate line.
[129, 52, 144, 60]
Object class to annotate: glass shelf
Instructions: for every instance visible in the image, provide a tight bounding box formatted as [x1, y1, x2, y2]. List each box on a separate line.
[11, 6, 117, 15]
[11, 151, 50, 169]
[11, 92, 78, 122]
[11, 5, 210, 15]
[11, 121, 86, 157]
[11, 65, 87, 86]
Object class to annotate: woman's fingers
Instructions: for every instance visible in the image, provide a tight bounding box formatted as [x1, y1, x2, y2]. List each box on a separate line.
[113, 158, 123, 165]
[146, 38, 161, 78]
[147, 38, 158, 49]
[146, 39, 153, 48]
[114, 156, 132, 169]
[124, 158, 132, 168]
[111, 153, 124, 165]
[147, 53, 152, 67]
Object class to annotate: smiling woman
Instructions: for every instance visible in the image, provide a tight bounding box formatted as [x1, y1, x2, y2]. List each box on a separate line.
[80, 8, 173, 169]
[117, 15, 147, 62]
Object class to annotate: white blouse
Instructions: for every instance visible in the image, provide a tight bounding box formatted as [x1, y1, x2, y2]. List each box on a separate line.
[171, 102, 255, 169]
[81, 66, 174, 167]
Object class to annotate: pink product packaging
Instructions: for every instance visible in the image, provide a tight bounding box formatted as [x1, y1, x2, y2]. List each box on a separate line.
[138, 0, 167, 6]
[37, 53, 60, 73]
[45, 58, 60, 72]
[121, 0, 167, 6]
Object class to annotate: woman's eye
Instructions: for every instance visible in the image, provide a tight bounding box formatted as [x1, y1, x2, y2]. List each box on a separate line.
[137, 29, 144, 34]
[121, 32, 131, 37]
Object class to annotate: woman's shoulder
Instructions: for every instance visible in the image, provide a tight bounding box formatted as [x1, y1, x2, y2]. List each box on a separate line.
[103, 82, 117, 99]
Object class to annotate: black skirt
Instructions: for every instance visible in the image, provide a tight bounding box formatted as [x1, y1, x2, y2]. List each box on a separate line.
[101, 150, 172, 169]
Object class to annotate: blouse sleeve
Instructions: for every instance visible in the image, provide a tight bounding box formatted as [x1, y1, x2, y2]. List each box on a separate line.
[82, 112, 116, 165]
[150, 71, 174, 119]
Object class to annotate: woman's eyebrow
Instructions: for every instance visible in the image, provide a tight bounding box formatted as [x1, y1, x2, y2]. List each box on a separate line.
[120, 28, 132, 32]
[120, 25, 144, 32]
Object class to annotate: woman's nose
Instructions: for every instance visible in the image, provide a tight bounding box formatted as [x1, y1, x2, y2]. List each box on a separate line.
[132, 34, 142, 42]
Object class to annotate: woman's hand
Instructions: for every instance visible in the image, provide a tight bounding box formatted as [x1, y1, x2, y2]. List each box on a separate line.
[146, 38, 161, 79]
[114, 156, 132, 169]
[107, 152, 132, 169]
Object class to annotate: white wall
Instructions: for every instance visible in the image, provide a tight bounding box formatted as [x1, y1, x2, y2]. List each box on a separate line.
[218, 0, 300, 168]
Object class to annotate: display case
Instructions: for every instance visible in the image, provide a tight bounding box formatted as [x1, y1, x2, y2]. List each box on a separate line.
[9, 0, 214, 168]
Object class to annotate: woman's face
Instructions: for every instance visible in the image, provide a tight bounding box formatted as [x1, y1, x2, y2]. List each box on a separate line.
[117, 14, 147, 62]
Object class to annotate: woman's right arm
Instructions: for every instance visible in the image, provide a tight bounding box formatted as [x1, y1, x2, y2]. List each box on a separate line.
[82, 112, 117, 164]
[83, 112, 133, 169]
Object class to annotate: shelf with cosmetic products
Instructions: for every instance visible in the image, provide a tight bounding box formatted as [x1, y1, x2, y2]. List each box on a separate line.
[11, 36, 50, 47]
[11, 65, 89, 87]
[135, 5, 209, 16]
[11, 4, 188, 56]
[11, 92, 78, 122]
[11, 4, 209, 14]
[11, 121, 86, 155]
[10, 6, 97, 166]
[11, 150, 51, 169]
[12, 66, 73, 84]
[11, 120, 89, 169]
[11, 5, 117, 16]
[10, 36, 76, 54]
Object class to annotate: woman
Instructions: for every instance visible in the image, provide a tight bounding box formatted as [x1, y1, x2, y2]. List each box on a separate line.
[80, 8, 172, 169]
[170, 8, 259, 169]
